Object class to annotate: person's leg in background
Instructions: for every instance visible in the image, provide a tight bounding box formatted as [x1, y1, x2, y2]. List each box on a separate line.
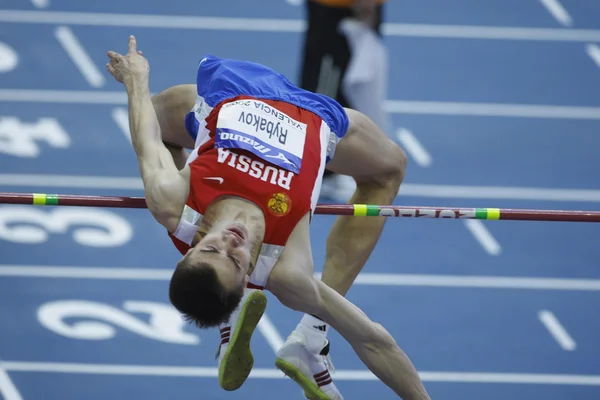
[298, 0, 385, 200]
[299, 1, 353, 107]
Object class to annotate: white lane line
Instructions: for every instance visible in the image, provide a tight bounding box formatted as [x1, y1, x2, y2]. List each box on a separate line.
[1, 88, 600, 120]
[0, 173, 143, 190]
[539, 0, 573, 27]
[585, 44, 600, 70]
[463, 220, 502, 256]
[0, 89, 127, 104]
[396, 128, 432, 167]
[8, 10, 304, 32]
[383, 100, 600, 120]
[31, 0, 49, 8]
[257, 313, 285, 354]
[286, 0, 303, 5]
[350, 273, 600, 290]
[0, 363, 23, 400]
[4, 265, 600, 291]
[5, 10, 600, 42]
[539, 310, 577, 351]
[54, 26, 105, 88]
[397, 183, 600, 202]
[3, 173, 600, 202]
[380, 24, 600, 42]
[3, 89, 600, 120]
[112, 107, 131, 143]
[4, 360, 600, 385]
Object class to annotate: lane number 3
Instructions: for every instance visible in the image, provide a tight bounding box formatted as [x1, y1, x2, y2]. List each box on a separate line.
[0, 206, 133, 247]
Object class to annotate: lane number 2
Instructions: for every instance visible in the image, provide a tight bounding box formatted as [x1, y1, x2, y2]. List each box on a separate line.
[38, 300, 200, 345]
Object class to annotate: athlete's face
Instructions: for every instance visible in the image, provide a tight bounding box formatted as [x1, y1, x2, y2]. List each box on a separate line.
[186, 223, 252, 290]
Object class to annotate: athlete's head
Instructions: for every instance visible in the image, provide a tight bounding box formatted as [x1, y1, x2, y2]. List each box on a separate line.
[169, 223, 252, 328]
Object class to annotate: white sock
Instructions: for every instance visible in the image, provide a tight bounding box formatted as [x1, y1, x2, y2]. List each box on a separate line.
[296, 314, 329, 347]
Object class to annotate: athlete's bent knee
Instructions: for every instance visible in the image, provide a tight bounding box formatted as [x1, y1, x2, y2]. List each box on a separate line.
[387, 143, 407, 190]
[358, 143, 407, 199]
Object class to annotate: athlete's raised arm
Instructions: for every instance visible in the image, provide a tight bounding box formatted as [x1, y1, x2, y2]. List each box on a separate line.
[106, 36, 187, 230]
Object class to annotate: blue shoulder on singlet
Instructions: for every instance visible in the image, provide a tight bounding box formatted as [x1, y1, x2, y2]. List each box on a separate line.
[184, 55, 349, 142]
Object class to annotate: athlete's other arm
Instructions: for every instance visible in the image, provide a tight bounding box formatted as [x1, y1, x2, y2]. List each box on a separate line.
[163, 142, 189, 171]
[106, 36, 187, 230]
[151, 84, 197, 148]
[151, 84, 197, 169]
[267, 216, 430, 400]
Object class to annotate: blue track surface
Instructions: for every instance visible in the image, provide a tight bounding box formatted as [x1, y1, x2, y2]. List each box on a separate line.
[1, 1, 600, 399]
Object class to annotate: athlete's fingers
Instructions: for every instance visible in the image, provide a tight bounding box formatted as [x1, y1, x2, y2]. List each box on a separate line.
[106, 63, 117, 78]
[107, 51, 123, 61]
[128, 35, 137, 54]
[109, 58, 119, 70]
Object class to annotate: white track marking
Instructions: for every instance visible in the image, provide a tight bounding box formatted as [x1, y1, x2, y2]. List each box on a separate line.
[31, 0, 49, 8]
[0, 364, 22, 400]
[0, 89, 127, 104]
[397, 183, 600, 202]
[54, 26, 105, 88]
[0, 266, 172, 280]
[2, 89, 600, 120]
[112, 107, 131, 143]
[539, 0, 573, 27]
[0, 174, 143, 190]
[380, 24, 599, 42]
[0, 42, 19, 73]
[464, 220, 502, 256]
[257, 313, 285, 354]
[396, 128, 432, 167]
[4, 265, 600, 291]
[286, 0, 303, 5]
[8, 10, 305, 32]
[4, 361, 600, 385]
[5, 10, 600, 42]
[585, 44, 600, 70]
[350, 273, 600, 290]
[539, 310, 577, 351]
[383, 100, 600, 119]
[3, 173, 600, 202]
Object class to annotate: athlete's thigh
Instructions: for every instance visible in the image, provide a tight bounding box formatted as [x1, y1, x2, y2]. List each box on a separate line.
[151, 84, 197, 149]
[326, 108, 405, 180]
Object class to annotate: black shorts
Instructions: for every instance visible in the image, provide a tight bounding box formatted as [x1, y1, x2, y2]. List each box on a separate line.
[299, 0, 384, 108]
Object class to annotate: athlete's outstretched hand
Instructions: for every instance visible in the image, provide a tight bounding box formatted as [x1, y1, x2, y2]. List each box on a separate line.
[106, 35, 149, 85]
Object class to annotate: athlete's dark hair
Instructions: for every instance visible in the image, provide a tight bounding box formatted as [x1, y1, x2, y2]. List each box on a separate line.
[169, 261, 244, 328]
